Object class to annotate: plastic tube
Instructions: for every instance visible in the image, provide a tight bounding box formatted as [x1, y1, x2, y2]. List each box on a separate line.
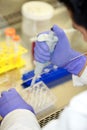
[12, 34, 20, 53]
[5, 28, 16, 52]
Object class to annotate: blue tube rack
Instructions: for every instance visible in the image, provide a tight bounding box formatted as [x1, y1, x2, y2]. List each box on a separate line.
[22, 65, 72, 88]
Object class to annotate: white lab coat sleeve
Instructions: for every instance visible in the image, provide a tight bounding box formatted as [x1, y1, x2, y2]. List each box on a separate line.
[0, 109, 62, 130]
[0, 109, 41, 130]
[72, 66, 87, 86]
[0, 108, 69, 130]
[42, 90, 87, 130]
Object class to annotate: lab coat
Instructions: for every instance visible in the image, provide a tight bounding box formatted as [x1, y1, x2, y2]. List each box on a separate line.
[0, 67, 87, 130]
[72, 66, 87, 86]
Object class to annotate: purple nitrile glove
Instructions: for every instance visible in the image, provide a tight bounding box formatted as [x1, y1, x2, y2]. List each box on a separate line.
[34, 25, 86, 75]
[0, 88, 35, 118]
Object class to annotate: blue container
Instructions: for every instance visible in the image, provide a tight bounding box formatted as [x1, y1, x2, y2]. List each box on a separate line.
[22, 66, 72, 88]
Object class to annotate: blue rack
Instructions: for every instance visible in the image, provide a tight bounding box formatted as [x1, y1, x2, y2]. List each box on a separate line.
[22, 65, 72, 88]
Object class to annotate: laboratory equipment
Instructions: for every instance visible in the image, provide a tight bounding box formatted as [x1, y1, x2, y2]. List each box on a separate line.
[0, 27, 27, 74]
[21, 1, 54, 56]
[5, 28, 16, 51]
[30, 31, 58, 87]
[0, 0, 58, 30]
[34, 25, 87, 77]
[12, 34, 21, 53]
[0, 42, 27, 74]
[5, 28, 16, 36]
[21, 81, 56, 114]
[22, 66, 71, 88]
[21, 1, 54, 37]
[0, 27, 28, 90]
[22, 50, 87, 89]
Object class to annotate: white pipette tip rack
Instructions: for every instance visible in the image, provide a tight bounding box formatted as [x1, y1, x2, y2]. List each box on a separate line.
[21, 81, 56, 114]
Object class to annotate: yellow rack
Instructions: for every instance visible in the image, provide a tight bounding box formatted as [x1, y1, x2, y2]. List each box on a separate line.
[0, 41, 27, 74]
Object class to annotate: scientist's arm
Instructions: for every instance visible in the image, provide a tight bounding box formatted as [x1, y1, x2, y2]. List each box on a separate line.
[1, 88, 87, 130]
[34, 25, 87, 86]
[0, 88, 61, 130]
[0, 88, 41, 130]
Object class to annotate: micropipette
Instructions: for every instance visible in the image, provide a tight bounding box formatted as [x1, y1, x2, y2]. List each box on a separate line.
[30, 31, 58, 87]
[30, 30, 87, 87]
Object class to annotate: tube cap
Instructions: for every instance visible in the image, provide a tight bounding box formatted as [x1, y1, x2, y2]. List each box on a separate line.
[12, 35, 20, 41]
[5, 28, 16, 36]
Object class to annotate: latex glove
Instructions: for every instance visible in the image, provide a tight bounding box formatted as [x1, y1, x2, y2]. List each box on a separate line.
[34, 25, 86, 75]
[0, 88, 35, 118]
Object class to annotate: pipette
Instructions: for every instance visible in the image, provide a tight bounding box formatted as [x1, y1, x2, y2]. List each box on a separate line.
[30, 29, 87, 87]
[30, 31, 58, 87]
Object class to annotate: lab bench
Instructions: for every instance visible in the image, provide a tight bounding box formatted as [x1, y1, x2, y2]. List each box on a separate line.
[0, 3, 87, 127]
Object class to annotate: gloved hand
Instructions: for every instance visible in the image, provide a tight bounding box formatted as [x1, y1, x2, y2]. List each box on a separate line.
[34, 25, 86, 75]
[0, 88, 35, 118]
